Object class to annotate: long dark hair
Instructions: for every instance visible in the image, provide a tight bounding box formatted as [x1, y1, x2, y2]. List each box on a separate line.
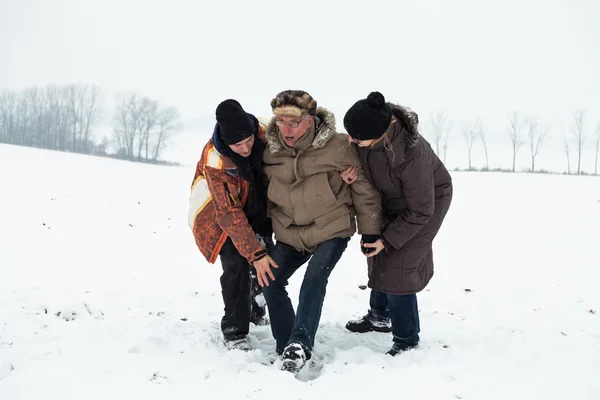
[388, 103, 419, 148]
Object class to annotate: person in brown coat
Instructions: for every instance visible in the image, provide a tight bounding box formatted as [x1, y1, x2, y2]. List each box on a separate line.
[189, 98, 360, 354]
[342, 91, 453, 356]
[262, 90, 382, 372]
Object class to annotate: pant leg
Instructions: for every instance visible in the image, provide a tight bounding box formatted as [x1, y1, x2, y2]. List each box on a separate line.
[218, 237, 252, 341]
[262, 241, 311, 354]
[368, 289, 390, 322]
[289, 237, 350, 352]
[387, 293, 420, 349]
[249, 234, 274, 322]
[249, 267, 266, 321]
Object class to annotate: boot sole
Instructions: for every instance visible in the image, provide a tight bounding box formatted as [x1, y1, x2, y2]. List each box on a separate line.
[346, 325, 392, 333]
[281, 360, 303, 373]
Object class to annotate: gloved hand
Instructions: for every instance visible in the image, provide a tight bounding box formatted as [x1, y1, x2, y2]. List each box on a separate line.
[361, 234, 380, 254]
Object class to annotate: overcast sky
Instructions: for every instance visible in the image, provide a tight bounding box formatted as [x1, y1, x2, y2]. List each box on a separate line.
[1, 0, 599, 135]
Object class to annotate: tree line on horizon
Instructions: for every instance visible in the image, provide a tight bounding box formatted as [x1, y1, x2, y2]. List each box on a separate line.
[1, 84, 598, 175]
[421, 110, 599, 176]
[0, 84, 182, 163]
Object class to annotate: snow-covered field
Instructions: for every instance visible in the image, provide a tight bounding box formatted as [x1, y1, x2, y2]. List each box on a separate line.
[1, 143, 599, 399]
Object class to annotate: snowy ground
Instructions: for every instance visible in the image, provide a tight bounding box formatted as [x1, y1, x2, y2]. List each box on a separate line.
[1, 143, 599, 399]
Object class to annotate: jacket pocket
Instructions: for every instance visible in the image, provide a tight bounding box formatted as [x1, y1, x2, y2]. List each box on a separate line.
[314, 205, 350, 230]
[301, 172, 337, 210]
[271, 207, 294, 228]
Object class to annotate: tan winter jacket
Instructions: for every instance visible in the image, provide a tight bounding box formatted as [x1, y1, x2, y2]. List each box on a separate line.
[263, 107, 381, 252]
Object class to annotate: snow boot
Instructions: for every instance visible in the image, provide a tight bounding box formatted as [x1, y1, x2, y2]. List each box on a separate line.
[223, 337, 251, 351]
[250, 305, 269, 326]
[250, 315, 270, 326]
[386, 342, 418, 356]
[250, 294, 269, 326]
[280, 342, 310, 373]
[346, 312, 392, 333]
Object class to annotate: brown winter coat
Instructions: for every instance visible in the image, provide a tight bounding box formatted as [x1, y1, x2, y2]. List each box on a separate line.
[357, 104, 453, 295]
[263, 107, 381, 252]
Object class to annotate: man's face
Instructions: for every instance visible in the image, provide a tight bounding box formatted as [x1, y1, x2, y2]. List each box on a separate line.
[275, 114, 313, 147]
[228, 135, 255, 157]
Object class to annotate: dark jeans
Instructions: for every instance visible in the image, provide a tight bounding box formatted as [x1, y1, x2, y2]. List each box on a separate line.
[262, 237, 350, 355]
[219, 237, 269, 341]
[369, 289, 420, 349]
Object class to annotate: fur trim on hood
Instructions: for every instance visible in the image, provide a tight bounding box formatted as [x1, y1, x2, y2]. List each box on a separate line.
[389, 103, 419, 148]
[265, 107, 336, 153]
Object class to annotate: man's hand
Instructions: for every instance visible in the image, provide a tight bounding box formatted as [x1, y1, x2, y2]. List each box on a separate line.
[252, 255, 279, 287]
[340, 165, 358, 184]
[363, 239, 385, 258]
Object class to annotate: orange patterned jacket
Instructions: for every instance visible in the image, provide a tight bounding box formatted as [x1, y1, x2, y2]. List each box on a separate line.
[188, 124, 268, 264]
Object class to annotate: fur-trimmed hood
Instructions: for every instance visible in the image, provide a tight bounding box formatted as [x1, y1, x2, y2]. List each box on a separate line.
[389, 103, 420, 148]
[265, 107, 336, 153]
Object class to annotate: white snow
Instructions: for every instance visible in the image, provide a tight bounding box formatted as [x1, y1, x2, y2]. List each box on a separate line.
[1, 143, 599, 399]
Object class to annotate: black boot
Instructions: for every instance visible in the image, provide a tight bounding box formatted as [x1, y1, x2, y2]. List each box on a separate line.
[386, 342, 418, 356]
[250, 299, 269, 326]
[280, 342, 311, 373]
[249, 269, 269, 326]
[346, 312, 392, 333]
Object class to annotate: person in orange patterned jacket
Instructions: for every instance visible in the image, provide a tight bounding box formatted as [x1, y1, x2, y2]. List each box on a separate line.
[188, 99, 277, 351]
[189, 99, 359, 351]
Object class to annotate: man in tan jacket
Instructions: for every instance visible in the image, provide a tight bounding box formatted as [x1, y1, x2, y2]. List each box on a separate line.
[261, 90, 381, 372]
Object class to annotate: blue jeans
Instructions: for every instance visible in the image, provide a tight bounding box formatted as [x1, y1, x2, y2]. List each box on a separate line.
[369, 289, 420, 349]
[262, 237, 350, 355]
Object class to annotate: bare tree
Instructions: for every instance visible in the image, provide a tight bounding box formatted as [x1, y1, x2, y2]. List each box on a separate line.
[461, 121, 478, 170]
[442, 129, 450, 164]
[151, 106, 181, 160]
[474, 119, 489, 170]
[138, 98, 160, 160]
[112, 92, 181, 162]
[571, 110, 585, 174]
[47, 85, 71, 151]
[0, 84, 103, 154]
[81, 85, 102, 153]
[428, 111, 451, 157]
[507, 112, 524, 172]
[96, 136, 110, 155]
[66, 84, 102, 153]
[526, 116, 548, 173]
[594, 120, 600, 176]
[113, 92, 144, 159]
[0, 91, 17, 144]
[562, 129, 572, 174]
[25, 86, 43, 147]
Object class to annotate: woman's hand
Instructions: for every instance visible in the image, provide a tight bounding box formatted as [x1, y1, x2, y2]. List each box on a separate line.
[340, 165, 358, 184]
[362, 239, 385, 257]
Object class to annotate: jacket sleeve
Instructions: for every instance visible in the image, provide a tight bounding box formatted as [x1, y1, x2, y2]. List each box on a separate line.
[340, 143, 381, 235]
[204, 166, 267, 264]
[382, 154, 435, 249]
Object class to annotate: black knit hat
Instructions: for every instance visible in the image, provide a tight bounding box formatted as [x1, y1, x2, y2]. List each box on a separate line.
[215, 99, 256, 145]
[343, 92, 393, 141]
